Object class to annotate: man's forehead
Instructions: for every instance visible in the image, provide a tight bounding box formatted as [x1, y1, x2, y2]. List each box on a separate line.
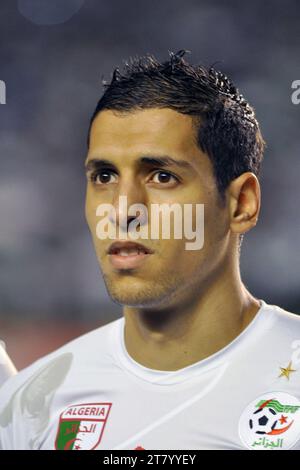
[88, 108, 203, 165]
[90, 108, 197, 140]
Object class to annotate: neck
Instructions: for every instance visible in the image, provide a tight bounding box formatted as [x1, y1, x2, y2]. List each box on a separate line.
[122, 261, 261, 371]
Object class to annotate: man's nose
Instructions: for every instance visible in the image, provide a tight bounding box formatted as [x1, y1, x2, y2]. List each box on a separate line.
[109, 180, 147, 232]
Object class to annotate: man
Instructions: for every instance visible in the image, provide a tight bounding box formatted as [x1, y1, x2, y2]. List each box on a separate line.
[0, 49, 300, 451]
[0, 341, 16, 388]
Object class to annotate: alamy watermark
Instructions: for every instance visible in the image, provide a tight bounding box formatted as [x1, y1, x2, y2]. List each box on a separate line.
[0, 80, 6, 104]
[291, 339, 300, 366]
[94, 196, 204, 250]
[291, 80, 300, 105]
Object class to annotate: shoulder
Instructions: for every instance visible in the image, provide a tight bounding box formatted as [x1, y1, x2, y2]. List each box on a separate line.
[0, 317, 123, 449]
[0, 317, 122, 409]
[258, 300, 300, 359]
[262, 301, 300, 331]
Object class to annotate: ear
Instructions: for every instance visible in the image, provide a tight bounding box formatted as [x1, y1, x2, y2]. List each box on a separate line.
[227, 172, 261, 234]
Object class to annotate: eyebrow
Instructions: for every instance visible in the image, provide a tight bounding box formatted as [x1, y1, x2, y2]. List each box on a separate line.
[84, 156, 193, 172]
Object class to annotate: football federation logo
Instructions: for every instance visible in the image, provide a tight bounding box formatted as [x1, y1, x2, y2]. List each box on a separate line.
[239, 392, 300, 450]
[55, 402, 112, 450]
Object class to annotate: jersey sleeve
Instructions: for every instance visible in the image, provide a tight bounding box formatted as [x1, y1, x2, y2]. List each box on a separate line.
[0, 354, 51, 449]
[0, 349, 74, 449]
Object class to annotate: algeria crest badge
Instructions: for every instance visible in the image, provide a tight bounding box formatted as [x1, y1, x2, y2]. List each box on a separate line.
[55, 402, 112, 450]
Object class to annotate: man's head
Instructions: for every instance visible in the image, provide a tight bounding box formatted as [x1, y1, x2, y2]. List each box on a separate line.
[85, 50, 265, 309]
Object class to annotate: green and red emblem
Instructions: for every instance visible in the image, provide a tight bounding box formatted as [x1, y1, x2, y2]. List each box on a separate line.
[55, 402, 112, 450]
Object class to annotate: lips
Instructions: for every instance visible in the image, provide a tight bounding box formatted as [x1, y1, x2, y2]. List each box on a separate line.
[107, 241, 154, 255]
[107, 241, 154, 269]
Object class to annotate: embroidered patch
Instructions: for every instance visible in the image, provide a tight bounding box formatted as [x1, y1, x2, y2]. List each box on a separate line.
[239, 392, 300, 450]
[55, 402, 112, 450]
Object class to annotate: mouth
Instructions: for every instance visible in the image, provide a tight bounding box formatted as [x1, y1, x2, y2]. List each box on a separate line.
[107, 241, 154, 270]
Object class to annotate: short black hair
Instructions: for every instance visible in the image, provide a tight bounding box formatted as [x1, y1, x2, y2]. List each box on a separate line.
[87, 49, 265, 199]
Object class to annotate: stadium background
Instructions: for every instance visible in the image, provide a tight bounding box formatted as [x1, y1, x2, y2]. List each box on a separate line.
[0, 0, 299, 370]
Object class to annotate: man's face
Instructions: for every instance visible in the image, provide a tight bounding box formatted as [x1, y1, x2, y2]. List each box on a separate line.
[85, 108, 229, 309]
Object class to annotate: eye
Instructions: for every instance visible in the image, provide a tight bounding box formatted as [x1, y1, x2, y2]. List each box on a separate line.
[150, 171, 179, 185]
[89, 170, 118, 185]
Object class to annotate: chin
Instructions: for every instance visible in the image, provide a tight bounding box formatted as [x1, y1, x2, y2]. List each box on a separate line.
[102, 269, 185, 308]
[106, 288, 159, 307]
[103, 279, 167, 308]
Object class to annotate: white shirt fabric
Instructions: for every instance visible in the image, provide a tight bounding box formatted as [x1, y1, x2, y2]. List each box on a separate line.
[1, 299, 300, 450]
[0, 341, 17, 388]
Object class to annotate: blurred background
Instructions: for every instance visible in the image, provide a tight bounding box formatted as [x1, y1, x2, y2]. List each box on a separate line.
[0, 0, 299, 370]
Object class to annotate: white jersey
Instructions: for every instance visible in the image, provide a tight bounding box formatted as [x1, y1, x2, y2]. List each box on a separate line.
[0, 341, 16, 389]
[1, 299, 300, 451]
